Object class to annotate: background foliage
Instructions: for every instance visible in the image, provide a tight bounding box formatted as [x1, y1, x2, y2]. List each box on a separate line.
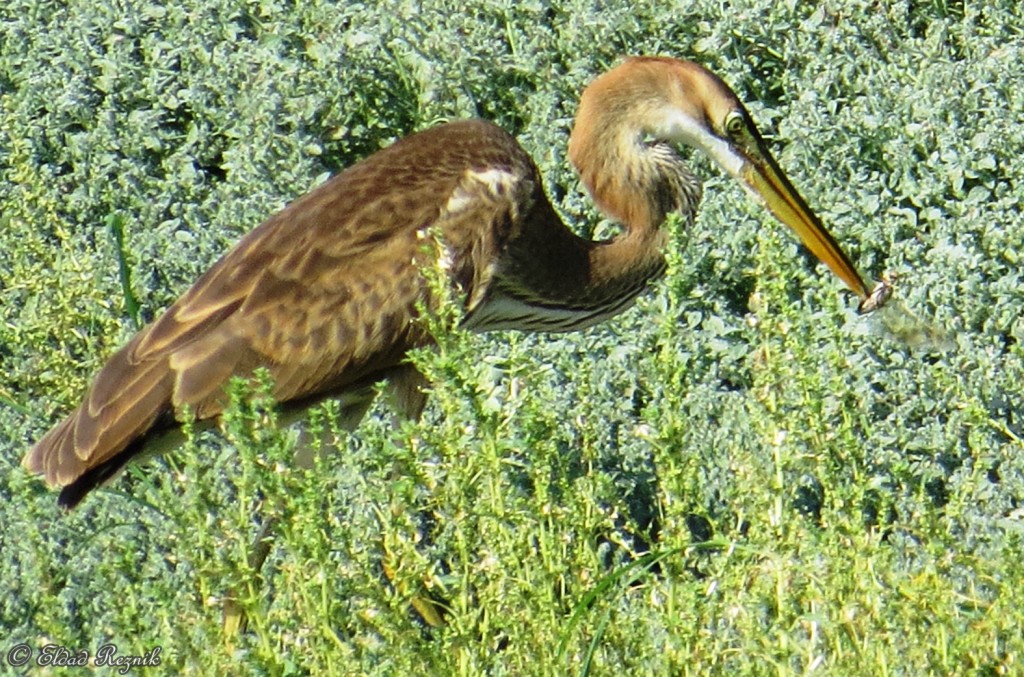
[2, 0, 1022, 674]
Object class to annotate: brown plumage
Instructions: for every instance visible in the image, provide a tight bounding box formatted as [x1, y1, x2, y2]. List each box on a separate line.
[24, 57, 872, 508]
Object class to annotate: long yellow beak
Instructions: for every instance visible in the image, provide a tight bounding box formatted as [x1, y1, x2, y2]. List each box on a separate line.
[741, 147, 870, 300]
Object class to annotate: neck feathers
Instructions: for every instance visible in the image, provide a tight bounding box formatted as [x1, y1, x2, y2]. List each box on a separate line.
[568, 64, 703, 232]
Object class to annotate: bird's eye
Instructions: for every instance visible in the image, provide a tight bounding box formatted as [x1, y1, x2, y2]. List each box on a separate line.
[724, 111, 745, 137]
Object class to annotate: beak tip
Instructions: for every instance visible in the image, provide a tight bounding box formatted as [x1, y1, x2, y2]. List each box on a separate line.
[857, 279, 894, 314]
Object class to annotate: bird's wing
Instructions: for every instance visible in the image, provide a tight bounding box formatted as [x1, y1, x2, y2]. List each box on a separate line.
[25, 184, 430, 489]
[23, 119, 538, 490]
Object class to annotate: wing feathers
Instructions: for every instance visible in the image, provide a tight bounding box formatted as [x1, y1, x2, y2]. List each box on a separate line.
[26, 351, 174, 488]
[24, 119, 538, 500]
[76, 363, 174, 470]
[169, 334, 257, 417]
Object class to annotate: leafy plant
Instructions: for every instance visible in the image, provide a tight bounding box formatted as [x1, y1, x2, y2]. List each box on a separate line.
[2, 0, 1023, 674]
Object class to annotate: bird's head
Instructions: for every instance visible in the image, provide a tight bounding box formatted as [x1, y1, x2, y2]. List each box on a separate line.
[569, 56, 870, 300]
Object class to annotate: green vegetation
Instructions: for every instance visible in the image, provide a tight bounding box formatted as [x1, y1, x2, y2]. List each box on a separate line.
[2, 0, 1023, 674]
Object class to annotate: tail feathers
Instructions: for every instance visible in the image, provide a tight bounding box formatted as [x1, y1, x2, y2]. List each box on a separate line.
[56, 434, 151, 509]
[23, 344, 177, 508]
[58, 407, 198, 509]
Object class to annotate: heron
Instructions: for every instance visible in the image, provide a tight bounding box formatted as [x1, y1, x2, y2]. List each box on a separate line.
[23, 56, 876, 508]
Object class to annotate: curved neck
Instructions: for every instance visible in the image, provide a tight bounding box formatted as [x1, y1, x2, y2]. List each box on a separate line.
[468, 99, 702, 333]
[570, 124, 661, 231]
[466, 197, 668, 333]
[569, 115, 701, 236]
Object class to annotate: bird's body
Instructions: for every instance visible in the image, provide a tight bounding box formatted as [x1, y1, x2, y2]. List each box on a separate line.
[24, 57, 872, 507]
